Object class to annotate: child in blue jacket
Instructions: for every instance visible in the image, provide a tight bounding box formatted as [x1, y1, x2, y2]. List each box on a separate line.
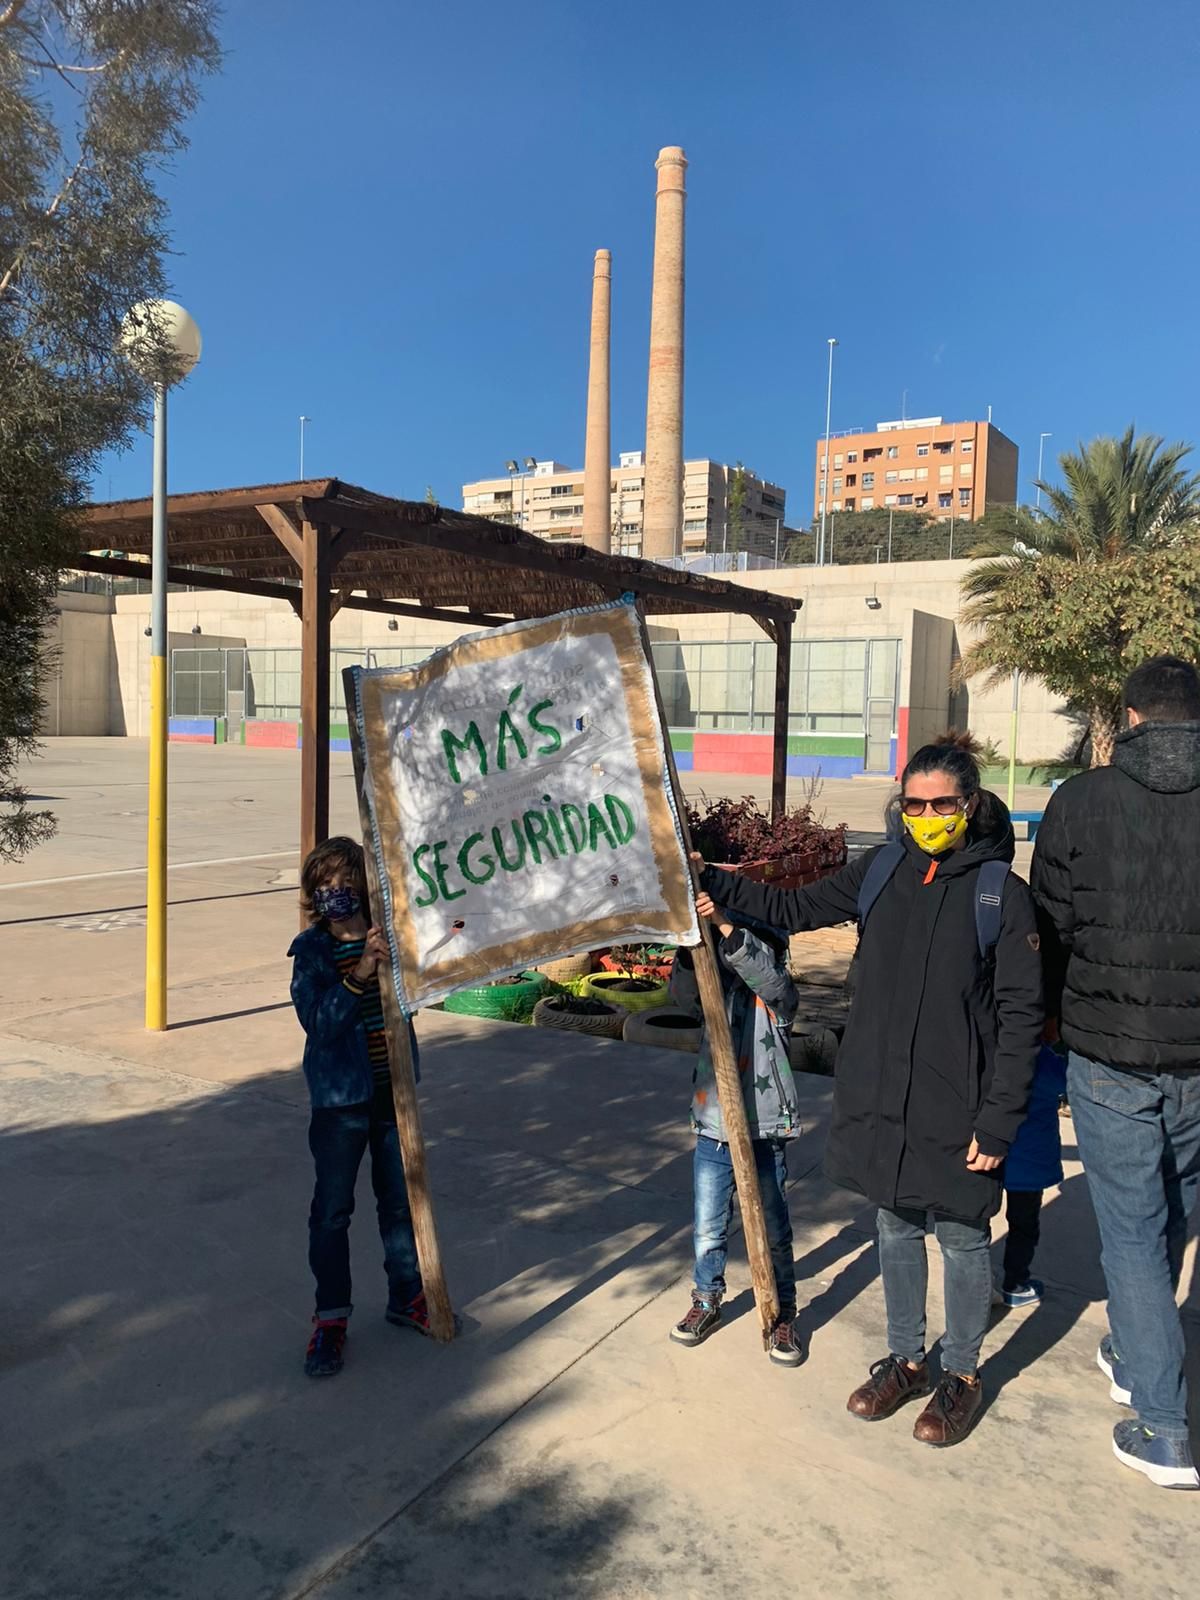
[996, 1041, 1068, 1308]
[288, 837, 425, 1378]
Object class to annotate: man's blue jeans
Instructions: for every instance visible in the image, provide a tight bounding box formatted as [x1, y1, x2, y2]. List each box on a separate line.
[693, 1135, 796, 1312]
[308, 1089, 422, 1319]
[1068, 1053, 1200, 1441]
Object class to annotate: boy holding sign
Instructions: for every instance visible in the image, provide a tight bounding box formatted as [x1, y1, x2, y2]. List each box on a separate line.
[669, 889, 803, 1365]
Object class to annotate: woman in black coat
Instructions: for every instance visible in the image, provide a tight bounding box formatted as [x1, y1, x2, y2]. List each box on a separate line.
[698, 735, 1043, 1447]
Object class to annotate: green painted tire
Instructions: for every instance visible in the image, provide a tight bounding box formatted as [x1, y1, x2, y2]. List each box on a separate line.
[579, 972, 670, 1013]
[443, 971, 549, 1022]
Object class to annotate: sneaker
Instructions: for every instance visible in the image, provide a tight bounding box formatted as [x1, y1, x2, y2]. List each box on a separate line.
[1097, 1334, 1133, 1406]
[1112, 1420, 1200, 1489]
[1000, 1279, 1044, 1309]
[669, 1291, 721, 1347]
[846, 1354, 931, 1420]
[304, 1318, 347, 1378]
[768, 1313, 803, 1367]
[912, 1372, 984, 1448]
[386, 1290, 462, 1339]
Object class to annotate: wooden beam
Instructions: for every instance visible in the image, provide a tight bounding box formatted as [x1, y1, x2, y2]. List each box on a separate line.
[69, 554, 512, 627]
[297, 497, 801, 622]
[255, 503, 305, 567]
[83, 478, 341, 526]
[300, 520, 332, 872]
[771, 614, 792, 824]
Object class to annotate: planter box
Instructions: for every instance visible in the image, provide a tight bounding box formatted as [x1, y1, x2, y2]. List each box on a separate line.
[715, 836, 848, 891]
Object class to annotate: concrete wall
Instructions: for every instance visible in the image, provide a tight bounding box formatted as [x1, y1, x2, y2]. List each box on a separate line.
[40, 592, 115, 735]
[52, 555, 1074, 763]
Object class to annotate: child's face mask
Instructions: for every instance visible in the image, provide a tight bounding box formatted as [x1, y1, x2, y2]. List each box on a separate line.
[313, 885, 361, 922]
[901, 808, 969, 855]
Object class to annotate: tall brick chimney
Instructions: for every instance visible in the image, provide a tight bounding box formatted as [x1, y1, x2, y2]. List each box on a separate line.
[581, 248, 612, 552]
[642, 146, 687, 562]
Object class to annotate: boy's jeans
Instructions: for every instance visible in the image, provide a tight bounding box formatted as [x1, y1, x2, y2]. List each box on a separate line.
[308, 1089, 422, 1319]
[1068, 1053, 1200, 1442]
[693, 1135, 796, 1313]
[876, 1207, 993, 1378]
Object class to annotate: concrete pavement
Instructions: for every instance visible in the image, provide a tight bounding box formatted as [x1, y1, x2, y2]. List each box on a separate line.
[1, 739, 1197, 1600]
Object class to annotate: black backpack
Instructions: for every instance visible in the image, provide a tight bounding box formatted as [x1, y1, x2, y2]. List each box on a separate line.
[844, 843, 1009, 998]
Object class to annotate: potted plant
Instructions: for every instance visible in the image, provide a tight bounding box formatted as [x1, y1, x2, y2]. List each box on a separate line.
[597, 942, 676, 980]
[686, 793, 847, 890]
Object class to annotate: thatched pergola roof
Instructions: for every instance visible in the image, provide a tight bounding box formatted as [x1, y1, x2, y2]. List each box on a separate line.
[76, 479, 801, 860]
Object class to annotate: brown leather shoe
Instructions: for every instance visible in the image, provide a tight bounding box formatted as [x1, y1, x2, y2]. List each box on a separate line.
[912, 1373, 983, 1446]
[847, 1354, 931, 1420]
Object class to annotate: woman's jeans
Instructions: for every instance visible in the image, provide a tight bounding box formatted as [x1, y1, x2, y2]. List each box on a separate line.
[693, 1135, 796, 1313]
[876, 1206, 993, 1378]
[308, 1089, 421, 1319]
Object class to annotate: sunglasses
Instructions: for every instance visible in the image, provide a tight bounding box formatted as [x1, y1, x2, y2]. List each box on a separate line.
[900, 795, 965, 817]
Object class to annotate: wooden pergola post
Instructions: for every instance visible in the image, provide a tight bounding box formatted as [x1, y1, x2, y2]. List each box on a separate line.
[770, 614, 792, 824]
[300, 518, 331, 864]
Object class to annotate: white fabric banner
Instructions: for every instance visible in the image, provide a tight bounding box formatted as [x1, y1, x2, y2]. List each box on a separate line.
[349, 599, 699, 1012]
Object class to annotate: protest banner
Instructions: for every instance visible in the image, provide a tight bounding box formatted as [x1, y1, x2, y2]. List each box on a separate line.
[345, 596, 782, 1341]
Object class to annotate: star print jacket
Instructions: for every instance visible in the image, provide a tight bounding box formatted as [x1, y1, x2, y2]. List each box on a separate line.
[674, 926, 801, 1143]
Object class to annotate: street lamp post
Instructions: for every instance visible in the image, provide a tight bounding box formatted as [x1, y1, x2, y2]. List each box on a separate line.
[1035, 431, 1052, 513]
[119, 299, 203, 1032]
[818, 337, 837, 566]
[299, 414, 311, 478]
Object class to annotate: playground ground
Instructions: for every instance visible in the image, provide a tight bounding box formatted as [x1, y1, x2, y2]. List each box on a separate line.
[1, 738, 1196, 1600]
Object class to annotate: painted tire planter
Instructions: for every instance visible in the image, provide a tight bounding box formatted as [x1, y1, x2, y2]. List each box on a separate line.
[444, 971, 549, 1022]
[789, 1022, 840, 1076]
[579, 973, 670, 1014]
[622, 1006, 703, 1054]
[532, 994, 626, 1040]
[535, 952, 597, 985]
[597, 951, 675, 981]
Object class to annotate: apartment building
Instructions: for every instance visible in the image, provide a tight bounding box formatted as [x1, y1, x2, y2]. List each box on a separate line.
[812, 418, 1018, 522]
[462, 454, 787, 557]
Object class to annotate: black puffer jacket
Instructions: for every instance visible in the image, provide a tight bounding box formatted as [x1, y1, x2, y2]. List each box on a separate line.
[700, 806, 1043, 1223]
[1031, 721, 1200, 1074]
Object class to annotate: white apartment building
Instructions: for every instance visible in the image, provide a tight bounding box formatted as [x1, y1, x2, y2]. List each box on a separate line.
[462, 453, 787, 558]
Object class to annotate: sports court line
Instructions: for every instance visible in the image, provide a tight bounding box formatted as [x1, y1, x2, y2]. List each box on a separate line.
[0, 849, 297, 891]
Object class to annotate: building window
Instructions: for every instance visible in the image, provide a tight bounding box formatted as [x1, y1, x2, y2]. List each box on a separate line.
[958, 488, 971, 507]
[818, 476, 826, 494]
[938, 492, 952, 509]
[960, 463, 972, 477]
[898, 494, 913, 507]
[884, 494, 898, 506]
[915, 467, 929, 480]
[861, 472, 875, 489]
[917, 444, 930, 457]
[914, 494, 928, 508]
[846, 473, 857, 487]
[833, 477, 843, 491]
[898, 468, 915, 482]
[886, 445, 899, 459]
[834, 453, 844, 467]
[885, 470, 899, 483]
[961, 440, 973, 453]
[832, 500, 842, 512]
[847, 451, 858, 463]
[844, 498, 856, 511]
[864, 447, 883, 461]
[550, 508, 579, 520]
[939, 466, 953, 482]
[934, 441, 952, 455]
[819, 454, 827, 469]
[683, 519, 706, 531]
[861, 497, 874, 510]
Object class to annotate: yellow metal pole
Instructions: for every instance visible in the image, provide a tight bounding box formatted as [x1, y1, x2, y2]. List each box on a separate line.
[1006, 667, 1020, 814]
[146, 381, 168, 1030]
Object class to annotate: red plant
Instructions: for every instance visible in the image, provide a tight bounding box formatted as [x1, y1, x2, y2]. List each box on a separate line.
[686, 793, 846, 868]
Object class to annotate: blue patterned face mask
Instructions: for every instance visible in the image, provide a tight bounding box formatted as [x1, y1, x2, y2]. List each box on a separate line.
[312, 886, 362, 923]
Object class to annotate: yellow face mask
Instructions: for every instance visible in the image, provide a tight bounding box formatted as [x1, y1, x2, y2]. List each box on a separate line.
[901, 808, 969, 855]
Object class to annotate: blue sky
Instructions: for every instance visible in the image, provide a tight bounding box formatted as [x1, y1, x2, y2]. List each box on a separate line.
[97, 0, 1200, 518]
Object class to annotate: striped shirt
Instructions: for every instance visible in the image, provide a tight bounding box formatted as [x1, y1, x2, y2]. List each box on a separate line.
[332, 935, 391, 1091]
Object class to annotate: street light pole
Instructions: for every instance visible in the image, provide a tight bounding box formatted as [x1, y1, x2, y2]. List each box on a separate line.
[1035, 431, 1052, 513]
[818, 337, 837, 566]
[299, 415, 310, 478]
[119, 299, 202, 1032]
[1007, 668, 1021, 812]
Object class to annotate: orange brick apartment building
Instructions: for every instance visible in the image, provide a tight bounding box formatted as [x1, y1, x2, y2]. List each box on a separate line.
[813, 417, 1018, 522]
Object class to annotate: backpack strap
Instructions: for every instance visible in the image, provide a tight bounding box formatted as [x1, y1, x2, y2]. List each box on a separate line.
[974, 860, 1010, 962]
[856, 842, 905, 934]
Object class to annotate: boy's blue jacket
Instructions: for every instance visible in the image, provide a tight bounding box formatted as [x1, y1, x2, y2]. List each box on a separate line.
[672, 926, 800, 1141]
[1004, 1044, 1066, 1191]
[288, 924, 418, 1108]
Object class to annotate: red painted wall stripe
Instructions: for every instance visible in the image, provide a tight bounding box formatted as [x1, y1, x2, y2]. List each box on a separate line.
[693, 732, 773, 776]
[245, 720, 298, 749]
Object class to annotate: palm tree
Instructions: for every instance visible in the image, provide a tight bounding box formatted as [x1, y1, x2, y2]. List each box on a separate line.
[960, 428, 1200, 765]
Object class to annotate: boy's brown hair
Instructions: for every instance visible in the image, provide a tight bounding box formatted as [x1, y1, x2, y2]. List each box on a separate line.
[300, 835, 368, 925]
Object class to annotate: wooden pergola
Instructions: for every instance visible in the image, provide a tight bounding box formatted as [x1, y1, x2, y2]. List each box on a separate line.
[79, 479, 802, 860]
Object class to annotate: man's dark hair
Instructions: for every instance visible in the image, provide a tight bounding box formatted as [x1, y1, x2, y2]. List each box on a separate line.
[1123, 656, 1200, 723]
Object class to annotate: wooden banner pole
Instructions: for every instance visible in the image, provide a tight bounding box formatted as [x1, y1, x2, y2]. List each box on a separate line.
[343, 667, 457, 1343]
[634, 606, 781, 1341]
